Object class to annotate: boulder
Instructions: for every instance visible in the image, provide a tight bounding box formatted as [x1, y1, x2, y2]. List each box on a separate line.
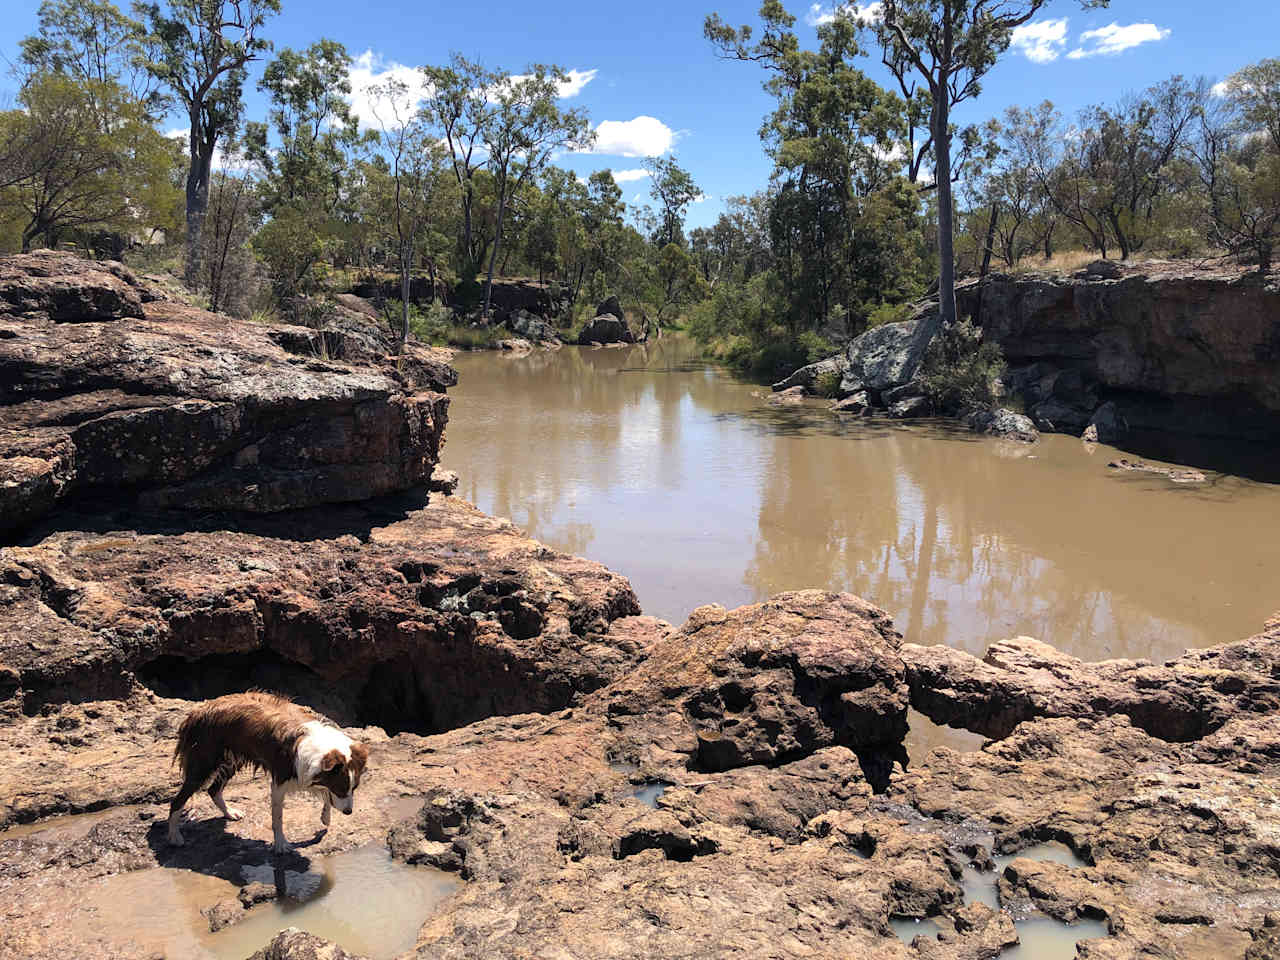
[838, 315, 928, 395]
[888, 395, 929, 419]
[508, 308, 559, 343]
[831, 391, 871, 415]
[1030, 398, 1091, 432]
[1088, 400, 1126, 442]
[771, 354, 848, 394]
[963, 406, 1039, 443]
[595, 295, 625, 322]
[768, 385, 806, 406]
[594, 591, 909, 773]
[577, 312, 640, 345]
[0, 250, 146, 322]
[249, 929, 370, 960]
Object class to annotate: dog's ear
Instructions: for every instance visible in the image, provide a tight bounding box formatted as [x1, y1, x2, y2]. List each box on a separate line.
[348, 742, 368, 777]
[321, 749, 344, 772]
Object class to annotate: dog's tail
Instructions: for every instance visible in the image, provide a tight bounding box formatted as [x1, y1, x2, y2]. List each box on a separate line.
[172, 709, 201, 776]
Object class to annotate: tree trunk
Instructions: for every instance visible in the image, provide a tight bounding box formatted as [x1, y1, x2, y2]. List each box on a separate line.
[1043, 222, 1055, 261]
[400, 254, 411, 350]
[906, 83, 955, 378]
[184, 129, 215, 289]
[980, 202, 998, 278]
[483, 175, 509, 321]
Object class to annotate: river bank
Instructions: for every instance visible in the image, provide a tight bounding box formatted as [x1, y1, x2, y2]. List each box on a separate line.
[3, 253, 1279, 959]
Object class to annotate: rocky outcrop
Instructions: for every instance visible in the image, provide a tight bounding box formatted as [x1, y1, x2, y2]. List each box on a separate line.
[771, 353, 848, 393]
[901, 622, 1280, 742]
[507, 308, 560, 343]
[0, 253, 455, 537]
[249, 929, 371, 960]
[839, 316, 927, 397]
[960, 263, 1280, 441]
[963, 406, 1040, 443]
[0, 495, 645, 734]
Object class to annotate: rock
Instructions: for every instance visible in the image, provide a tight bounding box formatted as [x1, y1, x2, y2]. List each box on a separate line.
[901, 620, 1280, 741]
[0, 253, 456, 537]
[771, 354, 849, 394]
[495, 338, 532, 352]
[963, 406, 1039, 443]
[248, 928, 371, 960]
[508, 309, 559, 343]
[889, 395, 929, 419]
[201, 897, 246, 932]
[0, 495, 643, 734]
[1031, 398, 1092, 432]
[1107, 458, 1207, 483]
[957, 265, 1280, 440]
[1082, 423, 1099, 443]
[594, 591, 909, 774]
[1088, 401, 1126, 443]
[1080, 259, 1123, 280]
[428, 466, 459, 494]
[576, 312, 641, 345]
[595, 295, 625, 323]
[0, 250, 145, 322]
[332, 293, 379, 319]
[767, 385, 806, 406]
[881, 381, 924, 406]
[831, 391, 871, 415]
[839, 315, 928, 395]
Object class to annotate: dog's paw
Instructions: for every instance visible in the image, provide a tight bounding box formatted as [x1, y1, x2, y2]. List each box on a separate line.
[224, 806, 244, 821]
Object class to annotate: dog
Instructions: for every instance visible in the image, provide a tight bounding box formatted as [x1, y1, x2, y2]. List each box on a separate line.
[167, 692, 368, 853]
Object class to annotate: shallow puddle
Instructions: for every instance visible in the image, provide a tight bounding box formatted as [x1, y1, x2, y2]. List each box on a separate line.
[892, 841, 1106, 954]
[75, 843, 459, 959]
[609, 760, 668, 808]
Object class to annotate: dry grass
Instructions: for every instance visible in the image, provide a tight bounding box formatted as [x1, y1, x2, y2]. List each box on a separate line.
[1005, 248, 1198, 277]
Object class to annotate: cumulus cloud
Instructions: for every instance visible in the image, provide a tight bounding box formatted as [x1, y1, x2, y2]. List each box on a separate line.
[347, 50, 431, 129]
[1067, 22, 1170, 59]
[1011, 18, 1069, 63]
[582, 116, 675, 157]
[609, 168, 651, 183]
[805, 2, 882, 26]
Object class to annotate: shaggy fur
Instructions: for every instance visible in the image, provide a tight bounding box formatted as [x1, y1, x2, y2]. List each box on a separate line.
[167, 692, 368, 852]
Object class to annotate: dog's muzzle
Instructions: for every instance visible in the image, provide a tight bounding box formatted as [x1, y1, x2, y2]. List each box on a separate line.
[334, 793, 354, 815]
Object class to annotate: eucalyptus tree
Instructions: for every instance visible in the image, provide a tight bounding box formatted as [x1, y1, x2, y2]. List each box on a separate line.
[365, 77, 455, 346]
[478, 66, 592, 318]
[869, 0, 1107, 363]
[137, 0, 280, 286]
[644, 155, 702, 248]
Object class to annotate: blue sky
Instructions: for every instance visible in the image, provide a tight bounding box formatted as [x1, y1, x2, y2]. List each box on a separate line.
[3, 0, 1277, 229]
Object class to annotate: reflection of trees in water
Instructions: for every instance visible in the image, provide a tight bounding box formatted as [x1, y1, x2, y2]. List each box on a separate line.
[743, 424, 1242, 661]
[448, 344, 1279, 662]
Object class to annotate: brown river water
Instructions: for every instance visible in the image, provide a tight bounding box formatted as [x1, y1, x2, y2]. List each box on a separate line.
[443, 338, 1280, 663]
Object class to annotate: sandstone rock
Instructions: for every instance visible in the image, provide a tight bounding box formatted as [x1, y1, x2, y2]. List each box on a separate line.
[832, 391, 871, 415]
[958, 265, 1280, 440]
[1107, 457, 1207, 483]
[901, 623, 1280, 742]
[767, 385, 806, 406]
[594, 591, 909, 774]
[889, 395, 929, 419]
[1080, 259, 1123, 280]
[595, 295, 625, 323]
[964, 406, 1039, 443]
[1031, 398, 1092, 431]
[0, 495, 642, 730]
[1082, 423, 1099, 443]
[495, 337, 532, 352]
[332, 293, 379, 319]
[0, 250, 145, 322]
[249, 928, 371, 960]
[0, 254, 456, 537]
[771, 354, 849, 394]
[429, 466, 459, 494]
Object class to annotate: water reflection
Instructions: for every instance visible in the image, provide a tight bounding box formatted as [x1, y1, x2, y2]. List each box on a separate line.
[444, 340, 1280, 662]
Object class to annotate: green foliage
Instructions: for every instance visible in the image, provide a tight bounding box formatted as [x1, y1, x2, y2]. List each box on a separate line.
[814, 370, 842, 398]
[405, 300, 505, 349]
[918, 320, 1006, 412]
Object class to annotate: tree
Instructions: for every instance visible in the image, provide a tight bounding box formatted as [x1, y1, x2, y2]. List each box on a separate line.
[2, 74, 181, 251]
[421, 55, 497, 279]
[478, 65, 592, 319]
[19, 0, 168, 116]
[870, 0, 1107, 366]
[138, 0, 280, 287]
[645, 155, 702, 248]
[366, 78, 455, 347]
[654, 242, 705, 325]
[199, 144, 261, 315]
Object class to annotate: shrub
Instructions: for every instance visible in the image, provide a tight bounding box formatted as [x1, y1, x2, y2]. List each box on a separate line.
[918, 320, 1006, 413]
[814, 369, 842, 398]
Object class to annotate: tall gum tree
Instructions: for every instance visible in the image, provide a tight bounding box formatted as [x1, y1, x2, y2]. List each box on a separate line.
[138, 0, 280, 288]
[868, 0, 1106, 371]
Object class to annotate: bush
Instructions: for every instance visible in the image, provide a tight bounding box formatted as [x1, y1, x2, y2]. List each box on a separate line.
[918, 320, 1006, 413]
[406, 300, 505, 349]
[814, 370, 842, 398]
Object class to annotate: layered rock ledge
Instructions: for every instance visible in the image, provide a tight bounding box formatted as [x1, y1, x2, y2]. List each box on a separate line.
[1, 251, 455, 537]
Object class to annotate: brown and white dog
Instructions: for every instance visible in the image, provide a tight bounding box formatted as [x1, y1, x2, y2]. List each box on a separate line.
[167, 692, 368, 853]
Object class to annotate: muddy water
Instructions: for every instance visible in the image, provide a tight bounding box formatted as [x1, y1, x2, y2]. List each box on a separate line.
[443, 340, 1280, 662]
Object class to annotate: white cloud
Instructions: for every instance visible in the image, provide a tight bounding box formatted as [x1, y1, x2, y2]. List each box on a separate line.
[692, 193, 712, 204]
[805, 2, 882, 27]
[347, 50, 431, 129]
[556, 69, 597, 98]
[1211, 80, 1230, 98]
[1011, 18, 1069, 63]
[1067, 22, 1170, 59]
[609, 168, 651, 183]
[582, 116, 675, 157]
